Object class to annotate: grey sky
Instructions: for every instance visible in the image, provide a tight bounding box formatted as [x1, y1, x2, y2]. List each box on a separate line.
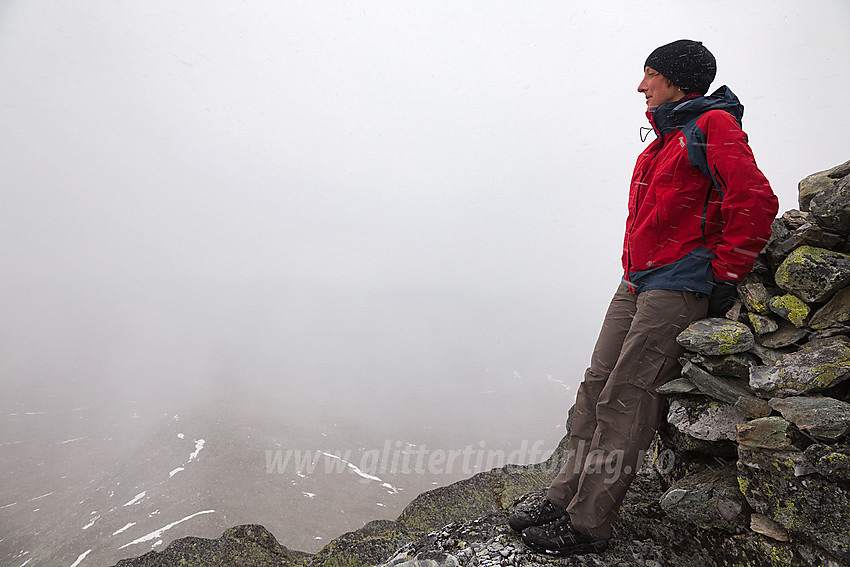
[3, 1, 848, 289]
[1, 1, 849, 411]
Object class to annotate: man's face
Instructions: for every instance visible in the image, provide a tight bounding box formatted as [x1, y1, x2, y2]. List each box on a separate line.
[638, 67, 683, 109]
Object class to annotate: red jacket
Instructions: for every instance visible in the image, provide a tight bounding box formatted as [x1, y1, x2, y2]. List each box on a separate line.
[623, 88, 778, 285]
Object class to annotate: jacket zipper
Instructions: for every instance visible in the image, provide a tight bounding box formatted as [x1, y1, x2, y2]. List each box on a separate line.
[626, 114, 664, 291]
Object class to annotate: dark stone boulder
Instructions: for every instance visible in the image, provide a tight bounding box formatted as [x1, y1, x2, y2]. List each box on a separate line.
[810, 174, 850, 236]
[679, 360, 771, 418]
[736, 417, 799, 451]
[798, 158, 850, 211]
[809, 286, 850, 330]
[769, 395, 850, 440]
[683, 351, 760, 380]
[668, 396, 749, 443]
[754, 317, 808, 349]
[659, 464, 749, 533]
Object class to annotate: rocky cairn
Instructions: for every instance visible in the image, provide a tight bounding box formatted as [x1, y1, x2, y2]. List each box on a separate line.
[113, 160, 850, 567]
[656, 158, 850, 566]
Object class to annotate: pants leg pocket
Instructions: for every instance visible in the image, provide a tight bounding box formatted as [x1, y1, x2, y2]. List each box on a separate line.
[625, 329, 683, 392]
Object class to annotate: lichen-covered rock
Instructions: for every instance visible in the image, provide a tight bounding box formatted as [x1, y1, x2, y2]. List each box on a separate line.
[659, 465, 749, 533]
[809, 174, 850, 236]
[798, 158, 850, 211]
[739, 278, 773, 315]
[749, 335, 850, 397]
[737, 444, 850, 563]
[737, 445, 816, 478]
[804, 443, 850, 483]
[809, 286, 850, 330]
[774, 245, 850, 303]
[112, 524, 304, 567]
[748, 312, 779, 335]
[667, 397, 748, 442]
[768, 293, 810, 327]
[679, 360, 771, 418]
[769, 395, 850, 440]
[736, 416, 797, 450]
[310, 519, 411, 567]
[676, 318, 755, 356]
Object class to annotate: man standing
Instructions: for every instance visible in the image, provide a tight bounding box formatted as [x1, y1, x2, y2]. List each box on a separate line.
[510, 40, 778, 555]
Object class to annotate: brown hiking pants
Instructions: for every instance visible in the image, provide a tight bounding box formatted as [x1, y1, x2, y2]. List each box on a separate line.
[546, 283, 708, 539]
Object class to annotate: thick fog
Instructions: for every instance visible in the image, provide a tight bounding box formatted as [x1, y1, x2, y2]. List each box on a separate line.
[2, 1, 850, 564]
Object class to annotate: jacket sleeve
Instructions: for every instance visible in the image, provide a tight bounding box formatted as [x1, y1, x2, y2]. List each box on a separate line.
[701, 110, 779, 282]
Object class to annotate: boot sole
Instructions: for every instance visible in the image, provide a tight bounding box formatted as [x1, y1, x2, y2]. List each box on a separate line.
[521, 535, 609, 556]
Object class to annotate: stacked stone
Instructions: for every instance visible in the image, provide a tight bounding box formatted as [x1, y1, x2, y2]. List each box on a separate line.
[656, 159, 850, 566]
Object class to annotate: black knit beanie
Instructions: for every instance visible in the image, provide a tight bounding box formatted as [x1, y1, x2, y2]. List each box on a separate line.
[644, 40, 716, 94]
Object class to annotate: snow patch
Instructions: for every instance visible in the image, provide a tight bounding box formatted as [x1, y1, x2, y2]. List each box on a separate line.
[303, 492, 316, 498]
[320, 452, 401, 494]
[118, 510, 215, 549]
[69, 549, 91, 567]
[177, 433, 184, 439]
[82, 514, 100, 530]
[56, 437, 86, 445]
[123, 491, 146, 506]
[169, 467, 184, 477]
[112, 522, 136, 536]
[189, 439, 205, 461]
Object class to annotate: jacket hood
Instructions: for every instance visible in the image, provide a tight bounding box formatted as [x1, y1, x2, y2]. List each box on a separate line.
[647, 85, 744, 138]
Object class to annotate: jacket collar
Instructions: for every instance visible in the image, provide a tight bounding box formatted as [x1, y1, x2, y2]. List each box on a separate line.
[646, 86, 744, 139]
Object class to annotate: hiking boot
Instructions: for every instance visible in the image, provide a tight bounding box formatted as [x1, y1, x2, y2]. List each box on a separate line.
[521, 515, 609, 556]
[507, 498, 568, 533]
